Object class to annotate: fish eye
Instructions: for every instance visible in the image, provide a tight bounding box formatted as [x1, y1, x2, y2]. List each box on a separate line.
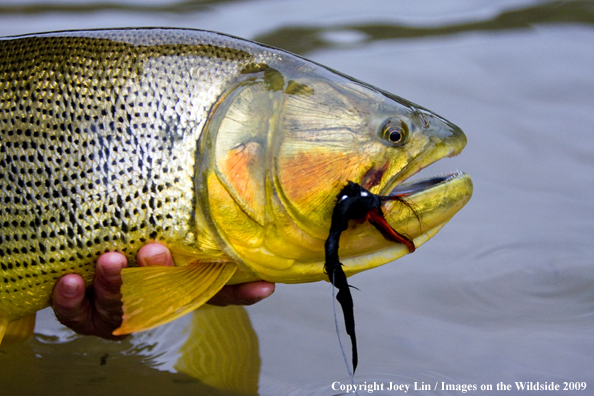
[387, 128, 403, 143]
[381, 120, 409, 146]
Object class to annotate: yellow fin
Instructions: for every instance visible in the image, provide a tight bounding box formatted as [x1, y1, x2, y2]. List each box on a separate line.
[169, 249, 201, 267]
[113, 262, 236, 335]
[175, 305, 260, 395]
[0, 317, 7, 346]
[0, 313, 36, 346]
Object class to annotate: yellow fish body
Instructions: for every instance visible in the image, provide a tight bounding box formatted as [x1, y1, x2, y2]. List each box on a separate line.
[0, 29, 472, 342]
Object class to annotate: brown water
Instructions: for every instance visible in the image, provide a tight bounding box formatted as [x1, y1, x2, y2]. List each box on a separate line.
[1, 1, 593, 395]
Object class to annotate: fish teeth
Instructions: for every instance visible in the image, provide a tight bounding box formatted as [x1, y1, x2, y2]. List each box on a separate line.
[440, 170, 462, 181]
[399, 170, 462, 186]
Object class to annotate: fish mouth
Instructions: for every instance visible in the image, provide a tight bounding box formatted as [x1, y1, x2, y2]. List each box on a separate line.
[381, 169, 472, 239]
[388, 171, 464, 197]
[330, 169, 472, 280]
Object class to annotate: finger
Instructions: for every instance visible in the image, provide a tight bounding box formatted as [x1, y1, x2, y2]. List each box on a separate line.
[93, 252, 128, 330]
[208, 281, 275, 306]
[52, 274, 91, 333]
[137, 243, 174, 267]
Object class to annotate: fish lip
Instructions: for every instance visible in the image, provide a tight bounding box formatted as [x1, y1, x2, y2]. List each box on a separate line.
[387, 170, 464, 197]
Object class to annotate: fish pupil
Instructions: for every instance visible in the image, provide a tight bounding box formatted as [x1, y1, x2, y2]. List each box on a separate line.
[388, 128, 403, 143]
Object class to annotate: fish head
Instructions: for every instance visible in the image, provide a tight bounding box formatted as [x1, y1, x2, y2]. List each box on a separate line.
[272, 75, 468, 227]
[200, 58, 472, 283]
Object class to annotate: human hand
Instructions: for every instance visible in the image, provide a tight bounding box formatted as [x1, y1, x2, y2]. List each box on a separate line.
[51, 243, 275, 339]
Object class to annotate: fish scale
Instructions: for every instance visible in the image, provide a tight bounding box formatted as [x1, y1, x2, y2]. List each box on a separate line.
[0, 29, 268, 319]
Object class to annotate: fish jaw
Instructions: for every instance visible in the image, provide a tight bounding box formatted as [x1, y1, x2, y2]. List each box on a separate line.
[227, 171, 472, 284]
[337, 171, 473, 277]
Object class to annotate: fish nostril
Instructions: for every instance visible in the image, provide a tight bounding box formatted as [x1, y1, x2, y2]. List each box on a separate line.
[416, 112, 429, 128]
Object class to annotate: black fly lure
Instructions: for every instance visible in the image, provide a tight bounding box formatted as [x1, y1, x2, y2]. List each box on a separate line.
[324, 181, 416, 374]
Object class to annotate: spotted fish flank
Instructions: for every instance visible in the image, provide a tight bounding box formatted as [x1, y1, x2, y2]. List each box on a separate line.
[0, 31, 261, 318]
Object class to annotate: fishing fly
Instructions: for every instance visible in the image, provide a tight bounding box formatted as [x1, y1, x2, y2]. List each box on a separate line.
[325, 181, 417, 374]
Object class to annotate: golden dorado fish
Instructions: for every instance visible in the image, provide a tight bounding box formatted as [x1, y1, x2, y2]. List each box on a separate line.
[0, 28, 472, 344]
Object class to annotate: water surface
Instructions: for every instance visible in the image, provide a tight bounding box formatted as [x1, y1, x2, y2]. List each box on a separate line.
[1, 1, 593, 395]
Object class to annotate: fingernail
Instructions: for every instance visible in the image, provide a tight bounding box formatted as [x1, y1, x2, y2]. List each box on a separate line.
[61, 280, 79, 297]
[102, 262, 122, 281]
[261, 284, 275, 298]
[145, 252, 167, 266]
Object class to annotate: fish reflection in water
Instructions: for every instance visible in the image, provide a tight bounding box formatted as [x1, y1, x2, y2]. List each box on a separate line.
[0, 305, 260, 396]
[175, 305, 260, 395]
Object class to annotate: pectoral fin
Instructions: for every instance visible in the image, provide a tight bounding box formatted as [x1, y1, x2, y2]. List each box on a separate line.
[113, 262, 237, 336]
[0, 313, 36, 347]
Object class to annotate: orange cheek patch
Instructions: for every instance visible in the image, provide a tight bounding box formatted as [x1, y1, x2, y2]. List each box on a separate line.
[207, 172, 264, 248]
[219, 142, 262, 196]
[276, 148, 367, 217]
[216, 141, 266, 224]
